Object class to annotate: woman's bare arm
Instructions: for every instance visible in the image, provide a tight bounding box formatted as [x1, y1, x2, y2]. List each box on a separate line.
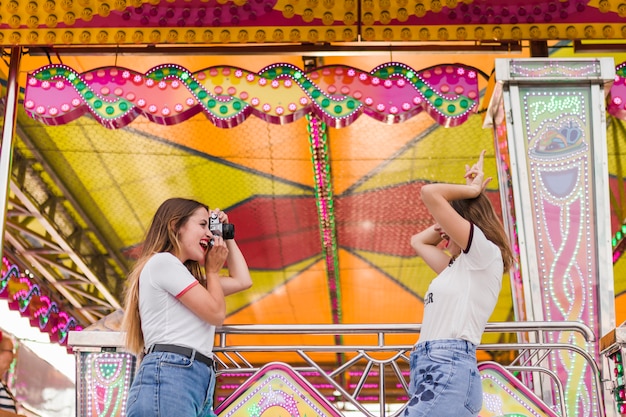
[178, 238, 229, 326]
[410, 224, 451, 273]
[220, 239, 252, 296]
[420, 150, 490, 251]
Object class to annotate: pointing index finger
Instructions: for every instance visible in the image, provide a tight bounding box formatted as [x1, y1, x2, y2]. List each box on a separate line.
[477, 150, 486, 168]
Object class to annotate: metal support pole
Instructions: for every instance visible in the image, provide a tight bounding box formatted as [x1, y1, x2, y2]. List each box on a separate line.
[0, 46, 22, 259]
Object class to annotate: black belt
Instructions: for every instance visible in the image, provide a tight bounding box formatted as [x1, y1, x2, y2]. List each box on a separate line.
[147, 344, 215, 369]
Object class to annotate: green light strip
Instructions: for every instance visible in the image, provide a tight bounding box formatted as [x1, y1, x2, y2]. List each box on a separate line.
[306, 113, 341, 324]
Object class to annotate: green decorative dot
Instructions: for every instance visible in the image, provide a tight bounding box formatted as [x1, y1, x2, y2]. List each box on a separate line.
[105, 106, 114, 115]
[416, 80, 424, 88]
[219, 105, 228, 114]
[303, 80, 312, 89]
[85, 91, 94, 99]
[321, 98, 330, 108]
[189, 81, 199, 89]
[77, 82, 86, 90]
[119, 102, 128, 111]
[93, 100, 102, 109]
[153, 70, 163, 80]
[434, 97, 443, 107]
[41, 70, 51, 80]
[379, 69, 389, 77]
[460, 99, 469, 108]
[267, 69, 277, 78]
[424, 89, 433, 98]
[333, 105, 342, 114]
[311, 90, 321, 99]
[207, 99, 216, 108]
[198, 90, 207, 99]
[233, 101, 242, 110]
[346, 100, 355, 109]
[447, 104, 456, 113]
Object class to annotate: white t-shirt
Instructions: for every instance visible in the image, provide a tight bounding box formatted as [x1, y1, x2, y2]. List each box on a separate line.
[139, 252, 216, 357]
[418, 224, 503, 346]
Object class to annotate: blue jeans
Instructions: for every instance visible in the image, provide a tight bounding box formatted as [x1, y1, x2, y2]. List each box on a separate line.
[125, 351, 217, 417]
[404, 339, 482, 417]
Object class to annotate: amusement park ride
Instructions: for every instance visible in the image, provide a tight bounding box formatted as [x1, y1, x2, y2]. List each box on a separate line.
[3, 0, 626, 416]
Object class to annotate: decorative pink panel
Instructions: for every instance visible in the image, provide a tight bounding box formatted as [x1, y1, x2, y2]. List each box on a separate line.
[23, 63, 480, 129]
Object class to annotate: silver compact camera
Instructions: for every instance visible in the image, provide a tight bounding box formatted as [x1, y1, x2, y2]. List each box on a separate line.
[209, 213, 235, 240]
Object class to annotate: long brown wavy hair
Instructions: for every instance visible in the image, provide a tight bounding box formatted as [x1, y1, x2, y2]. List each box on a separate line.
[121, 198, 208, 355]
[451, 193, 515, 271]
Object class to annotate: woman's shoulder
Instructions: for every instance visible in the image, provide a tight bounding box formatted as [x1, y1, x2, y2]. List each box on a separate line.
[145, 252, 180, 268]
[471, 224, 490, 242]
[469, 224, 500, 254]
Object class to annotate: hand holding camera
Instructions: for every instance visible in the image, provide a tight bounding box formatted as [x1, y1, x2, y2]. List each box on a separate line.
[209, 209, 235, 246]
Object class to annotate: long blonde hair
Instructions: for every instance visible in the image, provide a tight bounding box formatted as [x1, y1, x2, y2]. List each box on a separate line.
[121, 198, 208, 355]
[451, 193, 515, 271]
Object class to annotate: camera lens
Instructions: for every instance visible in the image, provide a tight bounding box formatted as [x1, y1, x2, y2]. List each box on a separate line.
[222, 223, 235, 240]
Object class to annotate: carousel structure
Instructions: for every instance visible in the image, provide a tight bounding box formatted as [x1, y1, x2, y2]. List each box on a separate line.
[2, 0, 626, 416]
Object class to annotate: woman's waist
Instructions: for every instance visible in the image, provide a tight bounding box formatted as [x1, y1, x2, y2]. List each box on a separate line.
[412, 338, 476, 355]
[143, 334, 215, 358]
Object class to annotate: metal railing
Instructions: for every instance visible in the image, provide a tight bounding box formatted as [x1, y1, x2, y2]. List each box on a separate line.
[214, 321, 605, 417]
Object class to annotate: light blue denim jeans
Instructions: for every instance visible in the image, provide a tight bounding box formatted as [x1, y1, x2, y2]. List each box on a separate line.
[403, 339, 482, 417]
[125, 351, 217, 417]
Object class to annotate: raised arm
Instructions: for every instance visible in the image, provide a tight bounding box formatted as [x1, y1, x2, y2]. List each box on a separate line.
[179, 236, 250, 326]
[417, 150, 491, 261]
[178, 238, 229, 326]
[211, 208, 252, 296]
[221, 239, 252, 296]
[177, 208, 251, 325]
[410, 224, 451, 273]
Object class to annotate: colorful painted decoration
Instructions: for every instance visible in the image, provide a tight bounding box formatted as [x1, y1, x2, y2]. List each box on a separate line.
[215, 362, 342, 417]
[80, 351, 136, 417]
[23, 62, 480, 129]
[479, 362, 559, 417]
[520, 59, 626, 264]
[608, 61, 626, 121]
[0, 0, 624, 45]
[0, 256, 82, 349]
[492, 58, 610, 417]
